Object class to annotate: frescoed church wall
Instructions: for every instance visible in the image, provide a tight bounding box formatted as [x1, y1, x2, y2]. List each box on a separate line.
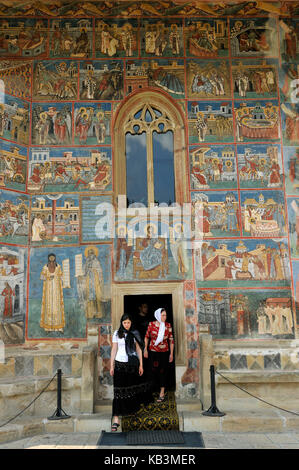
[2, 1, 299, 396]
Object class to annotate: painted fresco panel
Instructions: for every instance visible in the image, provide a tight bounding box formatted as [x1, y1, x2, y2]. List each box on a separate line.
[0, 60, 32, 100]
[230, 18, 278, 58]
[278, 62, 299, 104]
[189, 144, 237, 190]
[186, 59, 231, 100]
[197, 289, 295, 339]
[195, 238, 291, 288]
[0, 140, 27, 192]
[0, 92, 29, 145]
[281, 102, 299, 146]
[287, 197, 299, 257]
[0, 245, 27, 344]
[74, 102, 111, 145]
[0, 190, 29, 244]
[232, 59, 278, 99]
[32, 102, 72, 146]
[140, 18, 183, 57]
[234, 100, 280, 142]
[30, 194, 80, 246]
[79, 60, 123, 101]
[0, 19, 47, 58]
[240, 190, 287, 237]
[237, 144, 283, 189]
[114, 217, 192, 282]
[191, 191, 241, 238]
[28, 147, 112, 194]
[280, 19, 299, 63]
[188, 100, 234, 143]
[49, 19, 92, 58]
[126, 59, 185, 99]
[28, 244, 111, 338]
[33, 60, 78, 101]
[185, 18, 229, 58]
[283, 146, 299, 195]
[81, 195, 113, 243]
[95, 19, 138, 58]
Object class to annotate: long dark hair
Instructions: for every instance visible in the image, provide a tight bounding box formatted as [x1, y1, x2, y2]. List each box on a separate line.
[117, 313, 132, 339]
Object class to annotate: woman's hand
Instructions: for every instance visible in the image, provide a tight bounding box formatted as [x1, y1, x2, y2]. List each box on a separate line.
[110, 366, 114, 376]
[139, 365, 144, 376]
[169, 353, 173, 363]
[143, 349, 148, 359]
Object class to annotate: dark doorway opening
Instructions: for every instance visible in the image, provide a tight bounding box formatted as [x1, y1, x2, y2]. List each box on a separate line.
[124, 293, 176, 391]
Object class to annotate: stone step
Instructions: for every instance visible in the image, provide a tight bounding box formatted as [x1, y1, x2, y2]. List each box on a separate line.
[1, 406, 299, 445]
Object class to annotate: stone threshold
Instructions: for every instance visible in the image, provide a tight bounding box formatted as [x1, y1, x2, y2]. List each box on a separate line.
[1, 408, 299, 445]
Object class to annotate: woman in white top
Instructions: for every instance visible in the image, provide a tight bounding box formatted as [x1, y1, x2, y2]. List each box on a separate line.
[110, 313, 151, 431]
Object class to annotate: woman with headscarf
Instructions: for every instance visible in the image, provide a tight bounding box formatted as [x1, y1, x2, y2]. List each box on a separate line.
[144, 308, 174, 402]
[110, 313, 151, 432]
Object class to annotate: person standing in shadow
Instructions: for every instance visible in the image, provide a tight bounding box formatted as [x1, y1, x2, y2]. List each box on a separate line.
[133, 303, 151, 382]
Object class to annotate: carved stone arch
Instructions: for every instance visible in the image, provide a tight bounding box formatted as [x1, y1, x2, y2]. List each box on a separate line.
[113, 88, 189, 206]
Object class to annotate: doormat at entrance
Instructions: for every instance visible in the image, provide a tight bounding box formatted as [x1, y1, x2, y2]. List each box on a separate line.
[127, 430, 184, 445]
[97, 431, 205, 448]
[121, 392, 179, 432]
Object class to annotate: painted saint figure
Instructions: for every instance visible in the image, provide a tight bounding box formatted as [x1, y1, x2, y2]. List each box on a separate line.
[1, 282, 15, 318]
[77, 246, 104, 319]
[40, 253, 65, 332]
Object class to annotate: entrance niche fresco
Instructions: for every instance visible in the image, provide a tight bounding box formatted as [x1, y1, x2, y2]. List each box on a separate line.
[114, 217, 192, 282]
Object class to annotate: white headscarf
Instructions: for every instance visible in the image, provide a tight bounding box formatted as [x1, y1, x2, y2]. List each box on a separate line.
[154, 308, 166, 346]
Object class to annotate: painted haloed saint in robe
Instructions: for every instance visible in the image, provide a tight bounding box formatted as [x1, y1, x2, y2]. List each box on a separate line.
[77, 246, 103, 319]
[170, 225, 189, 275]
[1, 282, 15, 317]
[40, 253, 65, 332]
[139, 225, 163, 271]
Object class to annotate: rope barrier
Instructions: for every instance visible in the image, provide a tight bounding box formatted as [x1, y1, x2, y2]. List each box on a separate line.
[216, 369, 299, 417]
[0, 372, 57, 429]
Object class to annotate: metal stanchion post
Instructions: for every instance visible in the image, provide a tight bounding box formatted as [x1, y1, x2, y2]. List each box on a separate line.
[202, 365, 225, 417]
[48, 369, 71, 420]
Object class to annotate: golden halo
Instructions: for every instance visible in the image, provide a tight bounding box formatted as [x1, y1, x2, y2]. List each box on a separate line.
[40, 112, 48, 121]
[79, 107, 86, 115]
[174, 222, 184, 234]
[144, 223, 157, 236]
[0, 103, 4, 110]
[84, 245, 99, 258]
[226, 160, 232, 167]
[117, 224, 127, 236]
[97, 111, 104, 120]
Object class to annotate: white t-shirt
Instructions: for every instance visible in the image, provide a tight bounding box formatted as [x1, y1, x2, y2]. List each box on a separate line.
[112, 330, 136, 363]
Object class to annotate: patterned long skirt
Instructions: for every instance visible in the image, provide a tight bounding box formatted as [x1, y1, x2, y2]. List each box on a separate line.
[112, 360, 152, 417]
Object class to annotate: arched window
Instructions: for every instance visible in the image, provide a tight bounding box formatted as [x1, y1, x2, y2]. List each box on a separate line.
[113, 90, 188, 208]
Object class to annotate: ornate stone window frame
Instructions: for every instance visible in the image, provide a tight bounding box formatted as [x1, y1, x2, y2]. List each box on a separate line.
[113, 88, 189, 208]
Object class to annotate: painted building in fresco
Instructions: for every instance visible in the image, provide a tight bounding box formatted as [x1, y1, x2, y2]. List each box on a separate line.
[1, 0, 299, 405]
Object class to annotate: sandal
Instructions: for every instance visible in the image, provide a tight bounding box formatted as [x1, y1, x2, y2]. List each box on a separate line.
[111, 422, 120, 432]
[156, 395, 165, 403]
